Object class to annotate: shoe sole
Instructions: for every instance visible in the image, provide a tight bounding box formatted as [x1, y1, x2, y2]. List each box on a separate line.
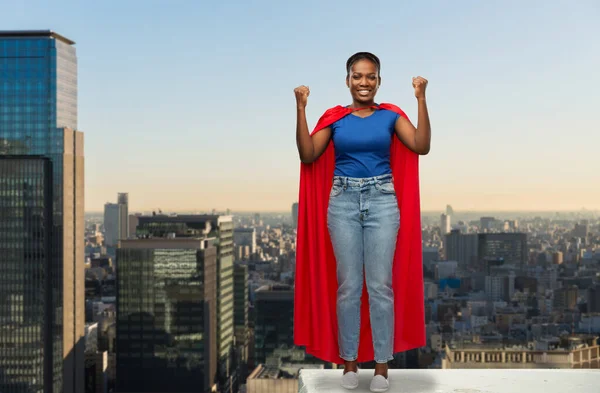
[370, 377, 389, 392]
[370, 387, 389, 393]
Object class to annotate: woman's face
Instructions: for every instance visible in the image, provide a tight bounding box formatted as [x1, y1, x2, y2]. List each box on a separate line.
[346, 59, 380, 104]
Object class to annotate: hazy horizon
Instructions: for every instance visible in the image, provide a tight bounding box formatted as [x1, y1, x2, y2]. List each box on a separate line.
[3, 0, 599, 212]
[85, 208, 600, 215]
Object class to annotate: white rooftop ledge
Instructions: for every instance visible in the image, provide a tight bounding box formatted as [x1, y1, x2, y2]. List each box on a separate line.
[298, 369, 600, 393]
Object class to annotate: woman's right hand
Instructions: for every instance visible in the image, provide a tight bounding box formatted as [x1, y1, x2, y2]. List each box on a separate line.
[294, 85, 310, 110]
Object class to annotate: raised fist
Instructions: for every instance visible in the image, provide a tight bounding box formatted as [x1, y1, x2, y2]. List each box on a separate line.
[294, 85, 310, 109]
[412, 76, 428, 100]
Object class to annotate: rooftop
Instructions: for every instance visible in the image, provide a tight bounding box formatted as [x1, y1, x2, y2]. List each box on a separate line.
[298, 369, 600, 393]
[139, 213, 232, 221]
[0, 30, 75, 45]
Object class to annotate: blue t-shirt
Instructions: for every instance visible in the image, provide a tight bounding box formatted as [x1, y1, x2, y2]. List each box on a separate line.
[331, 109, 400, 177]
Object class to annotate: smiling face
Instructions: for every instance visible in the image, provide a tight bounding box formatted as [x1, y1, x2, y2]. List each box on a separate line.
[346, 58, 381, 106]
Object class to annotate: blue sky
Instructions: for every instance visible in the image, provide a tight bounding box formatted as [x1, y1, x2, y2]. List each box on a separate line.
[2, 0, 599, 212]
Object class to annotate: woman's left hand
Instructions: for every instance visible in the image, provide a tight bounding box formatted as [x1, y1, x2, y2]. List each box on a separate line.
[413, 76, 428, 100]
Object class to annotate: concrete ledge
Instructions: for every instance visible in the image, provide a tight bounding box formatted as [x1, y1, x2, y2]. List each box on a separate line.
[298, 369, 600, 393]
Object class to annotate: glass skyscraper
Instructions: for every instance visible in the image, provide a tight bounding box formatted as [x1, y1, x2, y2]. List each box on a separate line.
[116, 239, 218, 392]
[0, 156, 52, 393]
[254, 284, 294, 364]
[0, 30, 84, 393]
[133, 214, 237, 392]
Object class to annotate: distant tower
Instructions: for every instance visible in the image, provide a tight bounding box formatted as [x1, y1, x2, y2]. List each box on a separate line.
[292, 202, 299, 228]
[441, 213, 451, 235]
[104, 193, 129, 246]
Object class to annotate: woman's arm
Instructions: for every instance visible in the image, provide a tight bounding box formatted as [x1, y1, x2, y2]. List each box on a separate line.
[394, 76, 431, 155]
[295, 85, 332, 163]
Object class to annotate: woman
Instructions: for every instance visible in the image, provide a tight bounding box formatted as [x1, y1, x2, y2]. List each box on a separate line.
[293, 52, 430, 392]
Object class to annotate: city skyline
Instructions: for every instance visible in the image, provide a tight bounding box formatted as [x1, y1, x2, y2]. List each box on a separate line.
[1, 0, 599, 212]
[1, 7, 599, 392]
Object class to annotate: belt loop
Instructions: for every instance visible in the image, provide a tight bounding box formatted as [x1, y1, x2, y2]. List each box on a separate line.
[343, 177, 347, 189]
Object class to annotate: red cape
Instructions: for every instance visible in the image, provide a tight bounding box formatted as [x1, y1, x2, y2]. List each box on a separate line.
[294, 103, 425, 364]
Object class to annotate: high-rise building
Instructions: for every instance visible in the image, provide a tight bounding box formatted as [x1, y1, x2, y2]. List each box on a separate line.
[553, 286, 579, 311]
[573, 223, 589, 241]
[484, 273, 516, 302]
[422, 247, 439, 265]
[0, 30, 84, 393]
[117, 193, 129, 238]
[440, 213, 451, 235]
[480, 217, 496, 231]
[588, 285, 600, 313]
[134, 214, 237, 392]
[291, 202, 299, 228]
[254, 284, 294, 364]
[84, 351, 108, 393]
[478, 233, 528, 269]
[234, 227, 256, 256]
[103, 193, 129, 247]
[234, 265, 249, 333]
[116, 238, 218, 392]
[445, 230, 479, 268]
[234, 264, 250, 383]
[103, 203, 120, 247]
[128, 213, 140, 239]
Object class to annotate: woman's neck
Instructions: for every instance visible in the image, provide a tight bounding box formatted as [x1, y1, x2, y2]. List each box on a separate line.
[349, 100, 376, 109]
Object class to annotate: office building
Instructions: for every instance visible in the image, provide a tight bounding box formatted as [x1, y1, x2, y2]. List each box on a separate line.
[116, 238, 218, 392]
[103, 204, 120, 247]
[117, 193, 129, 237]
[588, 285, 600, 313]
[480, 217, 496, 231]
[233, 227, 256, 258]
[478, 233, 528, 269]
[84, 352, 108, 393]
[0, 30, 84, 393]
[234, 264, 249, 333]
[442, 338, 600, 369]
[292, 202, 299, 228]
[234, 264, 250, 382]
[254, 284, 294, 364]
[445, 230, 479, 268]
[553, 286, 579, 311]
[440, 213, 451, 235]
[103, 193, 129, 247]
[134, 214, 236, 392]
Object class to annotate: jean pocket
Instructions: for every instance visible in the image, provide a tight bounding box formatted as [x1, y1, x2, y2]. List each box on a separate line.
[376, 181, 396, 194]
[330, 184, 344, 198]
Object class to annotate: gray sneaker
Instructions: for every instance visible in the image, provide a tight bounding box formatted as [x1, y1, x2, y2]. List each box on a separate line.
[340, 369, 359, 390]
[369, 374, 389, 392]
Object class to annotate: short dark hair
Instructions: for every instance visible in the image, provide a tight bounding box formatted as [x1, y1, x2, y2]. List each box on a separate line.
[346, 52, 381, 76]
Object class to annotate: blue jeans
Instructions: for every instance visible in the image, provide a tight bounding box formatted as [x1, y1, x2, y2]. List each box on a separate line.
[327, 173, 400, 363]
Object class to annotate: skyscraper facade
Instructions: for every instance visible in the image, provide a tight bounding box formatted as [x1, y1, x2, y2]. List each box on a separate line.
[116, 238, 218, 392]
[0, 30, 84, 393]
[440, 213, 451, 235]
[254, 284, 294, 364]
[103, 192, 129, 247]
[134, 214, 237, 392]
[0, 156, 52, 393]
[103, 203, 121, 247]
[117, 192, 129, 239]
[478, 233, 528, 269]
[445, 230, 479, 268]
